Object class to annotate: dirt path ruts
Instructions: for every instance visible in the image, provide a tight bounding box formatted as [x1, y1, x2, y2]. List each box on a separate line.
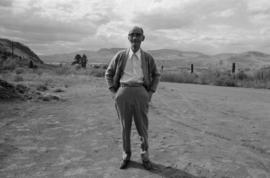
[150, 83, 270, 176]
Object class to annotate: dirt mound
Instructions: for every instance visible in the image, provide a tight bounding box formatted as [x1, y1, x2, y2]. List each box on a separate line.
[0, 79, 61, 101]
[0, 79, 21, 99]
[0, 38, 43, 64]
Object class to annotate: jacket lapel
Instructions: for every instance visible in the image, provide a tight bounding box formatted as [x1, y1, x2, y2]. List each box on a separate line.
[140, 49, 148, 80]
[122, 49, 129, 71]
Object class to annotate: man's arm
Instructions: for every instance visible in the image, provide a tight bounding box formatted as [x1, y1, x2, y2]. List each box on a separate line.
[149, 57, 161, 93]
[105, 54, 118, 91]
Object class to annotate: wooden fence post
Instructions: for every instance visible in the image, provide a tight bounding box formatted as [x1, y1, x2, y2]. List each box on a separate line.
[11, 41, 14, 59]
[232, 63, 236, 73]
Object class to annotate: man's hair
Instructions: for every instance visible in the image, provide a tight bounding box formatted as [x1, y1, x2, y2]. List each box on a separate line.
[128, 26, 144, 35]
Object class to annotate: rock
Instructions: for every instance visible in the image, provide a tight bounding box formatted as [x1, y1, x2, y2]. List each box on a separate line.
[16, 84, 29, 94]
[53, 88, 65, 93]
[0, 79, 20, 99]
[36, 84, 48, 91]
[38, 94, 60, 101]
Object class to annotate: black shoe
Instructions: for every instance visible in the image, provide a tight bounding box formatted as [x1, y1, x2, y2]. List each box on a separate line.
[142, 160, 152, 170]
[120, 159, 130, 169]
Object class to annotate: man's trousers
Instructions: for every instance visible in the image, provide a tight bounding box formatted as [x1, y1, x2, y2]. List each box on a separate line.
[114, 85, 149, 161]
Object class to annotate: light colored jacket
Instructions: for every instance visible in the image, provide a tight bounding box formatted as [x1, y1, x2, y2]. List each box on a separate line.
[105, 49, 161, 92]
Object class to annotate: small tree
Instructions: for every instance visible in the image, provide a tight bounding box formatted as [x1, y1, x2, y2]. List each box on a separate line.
[72, 54, 82, 65]
[81, 54, 88, 68]
[29, 60, 34, 68]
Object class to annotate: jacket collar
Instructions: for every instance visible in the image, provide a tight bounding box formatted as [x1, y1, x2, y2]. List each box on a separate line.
[128, 48, 141, 59]
[122, 48, 147, 79]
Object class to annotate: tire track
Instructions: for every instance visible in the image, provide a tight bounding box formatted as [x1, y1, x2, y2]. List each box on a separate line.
[153, 85, 270, 158]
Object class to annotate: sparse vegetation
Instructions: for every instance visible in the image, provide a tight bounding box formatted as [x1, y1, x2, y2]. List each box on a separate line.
[160, 71, 198, 84]
[53, 63, 105, 77]
[15, 68, 24, 74]
[2, 59, 17, 70]
[89, 68, 105, 77]
[161, 67, 270, 89]
[14, 75, 24, 82]
[36, 84, 48, 91]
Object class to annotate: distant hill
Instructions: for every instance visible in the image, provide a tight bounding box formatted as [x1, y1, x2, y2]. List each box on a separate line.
[40, 48, 270, 70]
[211, 51, 270, 70]
[40, 48, 125, 65]
[0, 38, 43, 68]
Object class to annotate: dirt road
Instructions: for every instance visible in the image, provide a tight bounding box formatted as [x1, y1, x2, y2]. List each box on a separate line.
[0, 78, 270, 178]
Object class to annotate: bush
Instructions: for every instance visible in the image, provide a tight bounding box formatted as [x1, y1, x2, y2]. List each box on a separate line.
[55, 65, 72, 75]
[235, 71, 246, 80]
[14, 75, 24, 82]
[159, 66, 270, 89]
[198, 70, 216, 85]
[36, 84, 48, 91]
[15, 68, 24, 74]
[89, 68, 105, 77]
[161, 69, 239, 87]
[161, 71, 198, 83]
[2, 59, 17, 70]
[254, 68, 270, 81]
[214, 75, 237, 87]
[34, 69, 43, 76]
[44, 78, 53, 87]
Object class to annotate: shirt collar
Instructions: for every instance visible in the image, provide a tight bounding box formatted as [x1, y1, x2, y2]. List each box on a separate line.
[129, 48, 141, 59]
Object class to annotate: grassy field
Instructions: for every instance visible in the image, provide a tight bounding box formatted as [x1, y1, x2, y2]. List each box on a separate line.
[160, 66, 270, 89]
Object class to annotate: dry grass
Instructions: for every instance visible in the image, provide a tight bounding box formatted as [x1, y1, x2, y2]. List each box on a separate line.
[0, 64, 106, 96]
[53, 64, 105, 77]
[161, 67, 270, 89]
[1, 63, 269, 91]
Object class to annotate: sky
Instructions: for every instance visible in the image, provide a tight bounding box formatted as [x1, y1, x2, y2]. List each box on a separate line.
[1, 0, 270, 55]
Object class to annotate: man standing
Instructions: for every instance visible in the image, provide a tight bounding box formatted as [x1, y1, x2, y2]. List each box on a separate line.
[105, 26, 160, 170]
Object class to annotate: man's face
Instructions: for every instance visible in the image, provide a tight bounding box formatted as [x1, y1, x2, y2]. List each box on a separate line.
[128, 28, 144, 52]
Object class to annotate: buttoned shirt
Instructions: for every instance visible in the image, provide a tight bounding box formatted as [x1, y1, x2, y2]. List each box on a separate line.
[120, 48, 144, 84]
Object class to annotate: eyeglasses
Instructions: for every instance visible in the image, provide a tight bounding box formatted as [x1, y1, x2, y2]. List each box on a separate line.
[128, 33, 143, 37]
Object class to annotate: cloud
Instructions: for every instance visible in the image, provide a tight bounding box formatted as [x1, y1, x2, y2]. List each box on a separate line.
[131, 0, 248, 31]
[0, 0, 114, 52]
[247, 0, 270, 25]
[1, 0, 270, 55]
[0, 15, 97, 42]
[0, 0, 13, 7]
[133, 11, 194, 30]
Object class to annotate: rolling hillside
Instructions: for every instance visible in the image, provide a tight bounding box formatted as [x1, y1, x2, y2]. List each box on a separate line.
[41, 48, 270, 70]
[1, 37, 270, 70]
[40, 48, 125, 65]
[0, 38, 43, 68]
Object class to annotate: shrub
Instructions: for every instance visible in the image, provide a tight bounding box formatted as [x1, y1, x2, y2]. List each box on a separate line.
[90, 68, 105, 77]
[15, 68, 24, 74]
[55, 65, 72, 75]
[16, 84, 29, 94]
[2, 59, 17, 70]
[198, 70, 216, 85]
[75, 65, 81, 70]
[254, 68, 270, 81]
[14, 75, 24, 82]
[44, 78, 53, 86]
[36, 84, 48, 91]
[215, 77, 237, 87]
[34, 69, 43, 76]
[53, 88, 65, 93]
[214, 73, 237, 87]
[161, 71, 198, 84]
[236, 70, 250, 81]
